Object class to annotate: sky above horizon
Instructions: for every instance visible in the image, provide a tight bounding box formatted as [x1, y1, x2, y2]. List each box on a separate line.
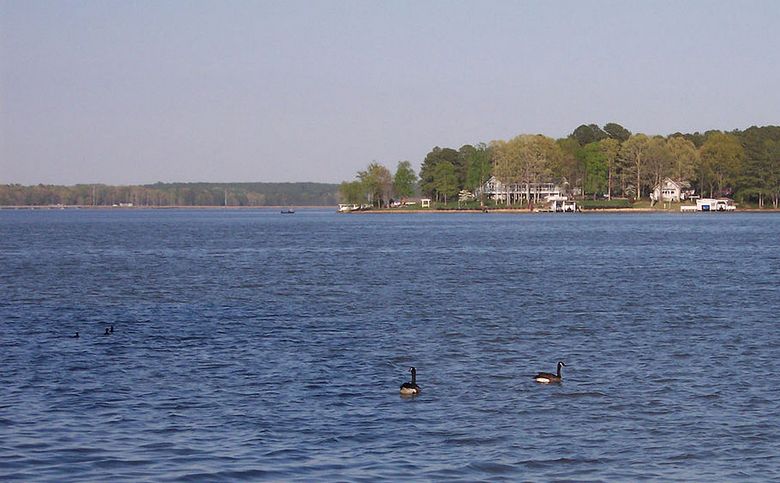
[2, 0, 780, 186]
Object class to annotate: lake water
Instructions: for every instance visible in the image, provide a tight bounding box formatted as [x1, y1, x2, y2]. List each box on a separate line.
[1, 209, 779, 481]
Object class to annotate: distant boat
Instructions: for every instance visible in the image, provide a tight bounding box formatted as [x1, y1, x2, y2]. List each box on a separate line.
[281, 208, 295, 214]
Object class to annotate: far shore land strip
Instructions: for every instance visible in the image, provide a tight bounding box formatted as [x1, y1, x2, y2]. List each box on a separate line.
[2, 204, 778, 213]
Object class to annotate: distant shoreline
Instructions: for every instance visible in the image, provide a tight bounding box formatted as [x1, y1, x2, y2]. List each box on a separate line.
[0, 205, 330, 210]
[345, 207, 780, 214]
[2, 205, 779, 213]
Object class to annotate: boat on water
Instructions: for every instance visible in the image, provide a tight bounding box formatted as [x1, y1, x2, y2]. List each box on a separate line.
[281, 208, 295, 214]
[337, 203, 372, 213]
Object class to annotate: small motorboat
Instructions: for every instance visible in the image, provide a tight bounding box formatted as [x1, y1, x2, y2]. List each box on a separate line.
[281, 209, 295, 214]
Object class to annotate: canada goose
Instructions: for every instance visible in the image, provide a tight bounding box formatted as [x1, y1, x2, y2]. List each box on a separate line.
[109, 325, 114, 333]
[400, 367, 421, 395]
[104, 328, 110, 335]
[71, 332, 80, 338]
[534, 361, 566, 383]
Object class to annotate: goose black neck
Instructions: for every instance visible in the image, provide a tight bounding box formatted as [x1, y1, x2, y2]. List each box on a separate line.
[557, 363, 563, 378]
[411, 368, 416, 385]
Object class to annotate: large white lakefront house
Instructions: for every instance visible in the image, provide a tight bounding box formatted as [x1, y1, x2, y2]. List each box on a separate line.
[474, 176, 565, 204]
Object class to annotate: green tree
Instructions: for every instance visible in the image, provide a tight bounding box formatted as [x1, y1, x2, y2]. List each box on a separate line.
[452, 146, 470, 188]
[339, 180, 365, 204]
[522, 135, 560, 203]
[463, 143, 492, 196]
[699, 132, 744, 197]
[736, 127, 769, 206]
[571, 124, 608, 146]
[432, 161, 458, 204]
[555, 137, 584, 196]
[419, 147, 460, 198]
[358, 162, 393, 207]
[735, 126, 780, 207]
[666, 136, 698, 182]
[645, 136, 675, 204]
[603, 122, 632, 142]
[392, 161, 417, 200]
[599, 138, 621, 199]
[581, 142, 607, 199]
[491, 139, 519, 205]
[768, 140, 780, 207]
[619, 134, 651, 200]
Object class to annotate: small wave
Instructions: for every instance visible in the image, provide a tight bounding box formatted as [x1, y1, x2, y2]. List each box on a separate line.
[262, 447, 308, 459]
[56, 446, 109, 456]
[519, 456, 610, 468]
[671, 352, 692, 359]
[138, 442, 174, 450]
[177, 468, 272, 481]
[66, 365, 92, 372]
[665, 449, 716, 462]
[0, 470, 38, 481]
[466, 460, 517, 474]
[445, 435, 508, 446]
[0, 417, 16, 427]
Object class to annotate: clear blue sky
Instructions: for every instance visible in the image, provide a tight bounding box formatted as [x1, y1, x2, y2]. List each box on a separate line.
[2, 0, 779, 185]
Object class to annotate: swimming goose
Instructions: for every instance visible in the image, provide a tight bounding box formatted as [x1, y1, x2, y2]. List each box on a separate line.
[104, 328, 110, 335]
[72, 332, 80, 338]
[110, 325, 114, 333]
[534, 361, 566, 383]
[400, 367, 421, 395]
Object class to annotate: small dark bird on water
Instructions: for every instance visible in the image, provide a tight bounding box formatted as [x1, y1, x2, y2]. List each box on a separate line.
[104, 328, 110, 335]
[72, 332, 79, 338]
[400, 367, 421, 395]
[533, 361, 566, 384]
[110, 325, 114, 333]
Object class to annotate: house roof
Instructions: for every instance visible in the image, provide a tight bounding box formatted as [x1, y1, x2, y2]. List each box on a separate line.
[655, 177, 691, 189]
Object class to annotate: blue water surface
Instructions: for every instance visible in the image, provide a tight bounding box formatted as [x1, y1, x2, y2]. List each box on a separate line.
[1, 209, 779, 481]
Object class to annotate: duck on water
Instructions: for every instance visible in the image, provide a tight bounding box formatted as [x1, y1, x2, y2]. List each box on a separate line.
[534, 361, 566, 383]
[400, 367, 421, 395]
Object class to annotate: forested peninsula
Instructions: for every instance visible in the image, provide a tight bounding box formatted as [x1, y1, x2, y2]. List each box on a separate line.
[341, 123, 780, 210]
[0, 182, 339, 207]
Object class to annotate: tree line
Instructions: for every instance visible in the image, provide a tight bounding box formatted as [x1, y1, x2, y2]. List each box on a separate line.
[341, 124, 780, 208]
[0, 182, 340, 207]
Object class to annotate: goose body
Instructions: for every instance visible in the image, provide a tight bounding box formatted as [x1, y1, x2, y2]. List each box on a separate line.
[400, 367, 421, 395]
[534, 361, 565, 383]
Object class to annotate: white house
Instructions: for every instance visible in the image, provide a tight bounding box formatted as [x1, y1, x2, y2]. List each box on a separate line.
[475, 176, 564, 204]
[651, 178, 694, 202]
